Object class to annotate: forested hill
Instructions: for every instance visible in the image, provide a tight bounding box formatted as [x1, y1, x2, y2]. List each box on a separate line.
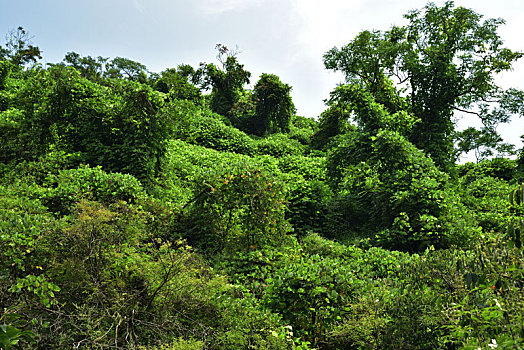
[1, 2, 524, 349]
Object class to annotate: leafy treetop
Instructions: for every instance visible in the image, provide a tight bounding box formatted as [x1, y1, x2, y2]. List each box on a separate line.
[324, 1, 523, 170]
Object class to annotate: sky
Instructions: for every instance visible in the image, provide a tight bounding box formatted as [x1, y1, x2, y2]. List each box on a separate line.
[1, 0, 523, 156]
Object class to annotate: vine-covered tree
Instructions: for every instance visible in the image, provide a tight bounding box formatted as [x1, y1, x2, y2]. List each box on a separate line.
[154, 64, 202, 103]
[324, 1, 523, 170]
[251, 73, 295, 136]
[201, 44, 251, 117]
[311, 105, 351, 150]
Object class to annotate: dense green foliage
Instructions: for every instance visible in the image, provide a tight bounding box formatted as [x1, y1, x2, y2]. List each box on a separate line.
[2, 3, 524, 349]
[324, 1, 523, 171]
[201, 44, 251, 118]
[251, 73, 296, 136]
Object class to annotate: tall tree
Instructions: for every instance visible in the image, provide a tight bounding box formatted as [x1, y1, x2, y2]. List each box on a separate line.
[251, 73, 295, 136]
[62, 51, 107, 81]
[201, 44, 251, 117]
[3, 26, 42, 66]
[324, 1, 523, 170]
[154, 64, 202, 103]
[455, 127, 516, 162]
[104, 57, 148, 82]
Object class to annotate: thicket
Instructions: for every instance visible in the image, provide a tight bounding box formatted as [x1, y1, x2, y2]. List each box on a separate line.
[2, 3, 524, 349]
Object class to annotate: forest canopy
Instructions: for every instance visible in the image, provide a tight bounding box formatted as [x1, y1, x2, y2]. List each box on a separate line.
[1, 2, 524, 349]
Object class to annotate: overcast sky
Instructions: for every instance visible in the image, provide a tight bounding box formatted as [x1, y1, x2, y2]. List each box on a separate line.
[1, 0, 523, 154]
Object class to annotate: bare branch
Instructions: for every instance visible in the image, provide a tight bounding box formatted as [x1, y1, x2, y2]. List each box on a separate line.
[453, 106, 481, 117]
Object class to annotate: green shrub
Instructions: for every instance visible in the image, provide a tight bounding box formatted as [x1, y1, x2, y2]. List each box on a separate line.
[263, 253, 358, 344]
[31, 199, 231, 349]
[517, 152, 524, 181]
[228, 89, 256, 133]
[461, 175, 514, 233]
[139, 338, 204, 350]
[300, 232, 348, 258]
[325, 132, 373, 191]
[291, 115, 317, 131]
[0, 60, 11, 89]
[0, 186, 61, 308]
[508, 183, 524, 248]
[159, 139, 255, 202]
[41, 165, 146, 214]
[415, 238, 524, 349]
[213, 294, 308, 349]
[286, 179, 332, 236]
[253, 133, 305, 157]
[0, 108, 25, 163]
[310, 106, 352, 151]
[289, 125, 314, 147]
[7, 66, 176, 183]
[153, 65, 202, 104]
[0, 149, 83, 186]
[276, 155, 326, 181]
[325, 248, 453, 349]
[287, 115, 317, 147]
[178, 114, 256, 155]
[327, 130, 478, 251]
[459, 158, 518, 185]
[179, 164, 290, 253]
[251, 73, 295, 136]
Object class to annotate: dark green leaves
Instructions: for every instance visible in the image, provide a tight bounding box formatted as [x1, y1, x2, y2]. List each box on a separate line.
[251, 73, 296, 136]
[324, 1, 523, 170]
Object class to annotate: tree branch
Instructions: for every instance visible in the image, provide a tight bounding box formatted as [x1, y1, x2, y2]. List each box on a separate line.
[453, 106, 481, 117]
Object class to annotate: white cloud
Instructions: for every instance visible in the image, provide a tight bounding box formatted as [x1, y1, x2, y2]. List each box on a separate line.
[199, 0, 265, 15]
[292, 0, 363, 53]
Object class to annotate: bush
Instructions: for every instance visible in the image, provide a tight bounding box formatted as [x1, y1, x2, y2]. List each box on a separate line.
[286, 179, 332, 236]
[310, 106, 352, 151]
[253, 133, 305, 157]
[325, 132, 373, 190]
[0, 108, 25, 163]
[459, 158, 518, 185]
[177, 114, 256, 155]
[139, 338, 204, 350]
[0, 149, 84, 187]
[327, 130, 478, 251]
[289, 126, 314, 146]
[259, 238, 414, 348]
[460, 175, 514, 233]
[300, 232, 349, 258]
[517, 152, 524, 181]
[158, 139, 254, 203]
[406, 238, 524, 349]
[30, 199, 231, 349]
[263, 254, 357, 344]
[276, 155, 326, 181]
[41, 165, 146, 215]
[0, 186, 61, 314]
[7, 66, 177, 183]
[179, 163, 290, 253]
[288, 115, 317, 147]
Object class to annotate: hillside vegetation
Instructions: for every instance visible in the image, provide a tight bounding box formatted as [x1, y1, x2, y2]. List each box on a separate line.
[1, 2, 524, 349]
